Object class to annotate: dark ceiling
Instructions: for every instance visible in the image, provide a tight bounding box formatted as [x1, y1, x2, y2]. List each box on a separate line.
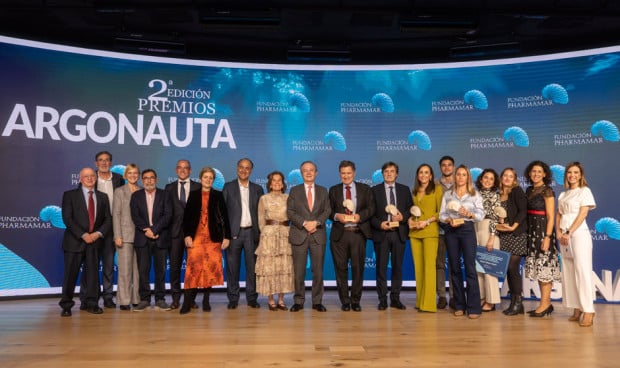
[2, 0, 620, 64]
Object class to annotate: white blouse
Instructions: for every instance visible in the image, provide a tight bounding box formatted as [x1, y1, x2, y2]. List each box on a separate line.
[557, 187, 596, 232]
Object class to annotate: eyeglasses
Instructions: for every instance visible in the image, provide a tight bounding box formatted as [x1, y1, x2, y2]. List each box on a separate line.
[142, 176, 157, 181]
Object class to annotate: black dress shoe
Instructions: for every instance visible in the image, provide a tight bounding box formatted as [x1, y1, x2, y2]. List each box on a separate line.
[289, 303, 304, 312]
[170, 300, 180, 310]
[437, 297, 448, 309]
[104, 300, 116, 309]
[351, 303, 362, 312]
[341, 303, 351, 311]
[86, 306, 103, 314]
[227, 301, 238, 310]
[312, 304, 327, 312]
[378, 301, 388, 310]
[391, 300, 407, 310]
[203, 303, 212, 312]
[79, 304, 87, 311]
[61, 309, 72, 317]
[248, 301, 261, 309]
[119, 305, 131, 311]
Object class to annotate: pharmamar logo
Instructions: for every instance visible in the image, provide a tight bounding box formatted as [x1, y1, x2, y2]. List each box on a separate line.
[375, 130, 431, 151]
[291, 130, 345, 152]
[470, 126, 528, 149]
[432, 89, 488, 112]
[553, 120, 617, 146]
[340, 92, 394, 113]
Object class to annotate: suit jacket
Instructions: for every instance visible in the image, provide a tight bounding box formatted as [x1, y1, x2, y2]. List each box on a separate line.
[287, 183, 331, 246]
[130, 188, 173, 248]
[222, 179, 264, 241]
[370, 182, 413, 243]
[329, 182, 375, 241]
[112, 185, 138, 243]
[165, 179, 201, 238]
[61, 187, 112, 252]
[183, 189, 231, 242]
[94, 171, 124, 191]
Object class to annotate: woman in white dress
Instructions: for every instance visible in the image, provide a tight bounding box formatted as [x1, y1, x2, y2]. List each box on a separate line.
[556, 162, 596, 327]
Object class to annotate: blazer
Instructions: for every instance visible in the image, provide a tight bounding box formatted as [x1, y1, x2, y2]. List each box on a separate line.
[112, 185, 138, 243]
[94, 171, 124, 191]
[504, 186, 528, 236]
[370, 182, 413, 243]
[61, 187, 112, 252]
[165, 179, 201, 238]
[182, 189, 231, 243]
[328, 181, 375, 241]
[222, 179, 264, 241]
[287, 183, 331, 246]
[130, 188, 173, 249]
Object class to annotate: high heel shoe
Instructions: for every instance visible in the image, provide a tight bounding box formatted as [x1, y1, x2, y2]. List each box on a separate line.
[277, 303, 288, 311]
[268, 303, 278, 311]
[568, 309, 582, 322]
[579, 312, 595, 327]
[529, 304, 553, 318]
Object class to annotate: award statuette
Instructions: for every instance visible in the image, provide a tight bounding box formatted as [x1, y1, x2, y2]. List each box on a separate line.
[342, 199, 356, 222]
[385, 204, 400, 228]
[409, 205, 422, 228]
[447, 200, 464, 226]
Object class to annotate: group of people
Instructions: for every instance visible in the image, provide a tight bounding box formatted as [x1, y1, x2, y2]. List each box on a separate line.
[58, 153, 597, 327]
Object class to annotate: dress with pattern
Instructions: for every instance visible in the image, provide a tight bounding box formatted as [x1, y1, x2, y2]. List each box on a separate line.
[184, 191, 224, 289]
[524, 185, 561, 282]
[255, 192, 294, 295]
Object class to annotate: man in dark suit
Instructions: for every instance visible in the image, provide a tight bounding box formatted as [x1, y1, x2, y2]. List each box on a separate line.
[329, 160, 375, 312]
[130, 169, 173, 311]
[165, 159, 201, 309]
[370, 161, 413, 310]
[222, 158, 264, 309]
[80, 150, 124, 309]
[59, 167, 112, 316]
[287, 161, 331, 312]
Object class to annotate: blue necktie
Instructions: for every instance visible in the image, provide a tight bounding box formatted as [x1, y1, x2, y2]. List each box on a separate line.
[389, 186, 395, 206]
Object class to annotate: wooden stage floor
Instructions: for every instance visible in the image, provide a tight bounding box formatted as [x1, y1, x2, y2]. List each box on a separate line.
[1, 290, 619, 367]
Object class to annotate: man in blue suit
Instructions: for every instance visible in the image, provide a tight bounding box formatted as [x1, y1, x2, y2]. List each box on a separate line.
[370, 161, 413, 310]
[222, 158, 264, 309]
[130, 169, 173, 312]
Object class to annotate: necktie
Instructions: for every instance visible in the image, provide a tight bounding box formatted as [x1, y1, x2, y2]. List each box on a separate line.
[388, 186, 396, 221]
[87, 190, 95, 232]
[307, 185, 313, 211]
[180, 181, 186, 207]
[345, 185, 352, 215]
[147, 192, 154, 226]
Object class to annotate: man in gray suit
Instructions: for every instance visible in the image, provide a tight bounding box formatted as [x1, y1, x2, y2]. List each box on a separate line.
[287, 161, 331, 312]
[222, 158, 264, 309]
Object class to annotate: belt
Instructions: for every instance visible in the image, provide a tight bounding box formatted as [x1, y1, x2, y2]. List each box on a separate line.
[527, 210, 546, 215]
[240, 226, 252, 230]
[265, 220, 289, 226]
[344, 226, 360, 232]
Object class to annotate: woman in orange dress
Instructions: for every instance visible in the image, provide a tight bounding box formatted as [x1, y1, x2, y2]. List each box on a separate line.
[180, 167, 230, 314]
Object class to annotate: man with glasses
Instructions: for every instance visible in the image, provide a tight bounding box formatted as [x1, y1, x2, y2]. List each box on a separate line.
[130, 169, 173, 311]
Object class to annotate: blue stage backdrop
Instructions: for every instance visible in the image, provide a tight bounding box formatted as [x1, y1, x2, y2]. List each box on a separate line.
[1, 35, 618, 300]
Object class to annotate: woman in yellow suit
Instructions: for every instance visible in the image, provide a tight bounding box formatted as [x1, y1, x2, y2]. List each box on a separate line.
[408, 164, 443, 312]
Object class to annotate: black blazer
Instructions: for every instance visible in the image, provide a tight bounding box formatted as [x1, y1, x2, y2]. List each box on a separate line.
[370, 182, 413, 243]
[504, 186, 528, 236]
[329, 182, 375, 240]
[165, 179, 201, 238]
[183, 189, 231, 243]
[61, 187, 112, 252]
[130, 188, 173, 248]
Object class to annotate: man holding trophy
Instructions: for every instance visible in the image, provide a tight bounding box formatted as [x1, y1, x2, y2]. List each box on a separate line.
[329, 160, 375, 312]
[370, 162, 413, 310]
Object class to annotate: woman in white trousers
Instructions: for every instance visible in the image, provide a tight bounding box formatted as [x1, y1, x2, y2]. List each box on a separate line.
[556, 162, 596, 327]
